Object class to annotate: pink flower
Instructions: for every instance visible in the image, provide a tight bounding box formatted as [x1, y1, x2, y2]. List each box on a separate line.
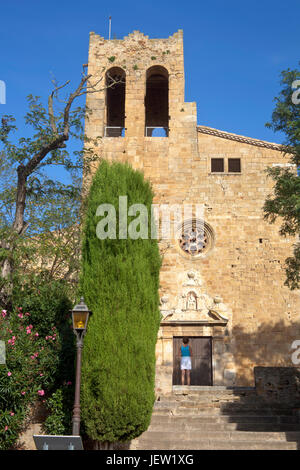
[40, 373, 44, 377]
[21, 391, 26, 395]
[66, 381, 72, 385]
[25, 312, 30, 316]
[4, 426, 8, 431]
[10, 412, 14, 416]
[34, 332, 39, 337]
[30, 355, 36, 360]
[26, 329, 31, 335]
[1, 310, 7, 318]
[7, 372, 12, 377]
[37, 390, 45, 396]
[18, 313, 23, 319]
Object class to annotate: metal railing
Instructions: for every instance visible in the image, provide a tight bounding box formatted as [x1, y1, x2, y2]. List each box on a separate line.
[145, 127, 169, 137]
[104, 126, 125, 137]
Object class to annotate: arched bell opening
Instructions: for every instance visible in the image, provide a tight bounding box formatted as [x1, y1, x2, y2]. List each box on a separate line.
[145, 66, 169, 137]
[105, 67, 126, 137]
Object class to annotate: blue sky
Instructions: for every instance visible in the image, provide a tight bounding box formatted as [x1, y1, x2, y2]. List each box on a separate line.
[0, 0, 299, 152]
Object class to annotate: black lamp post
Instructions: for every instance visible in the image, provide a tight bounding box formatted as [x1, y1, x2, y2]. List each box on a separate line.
[71, 297, 92, 436]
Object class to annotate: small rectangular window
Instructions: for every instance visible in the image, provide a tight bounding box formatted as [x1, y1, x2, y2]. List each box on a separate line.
[228, 158, 241, 172]
[211, 158, 224, 173]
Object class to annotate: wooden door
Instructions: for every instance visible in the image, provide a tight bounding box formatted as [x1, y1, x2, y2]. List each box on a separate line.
[173, 337, 212, 386]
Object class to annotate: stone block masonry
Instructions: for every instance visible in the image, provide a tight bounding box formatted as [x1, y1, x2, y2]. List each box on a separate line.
[85, 29, 300, 393]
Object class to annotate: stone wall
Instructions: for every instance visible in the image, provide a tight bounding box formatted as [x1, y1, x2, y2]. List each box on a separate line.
[254, 367, 300, 404]
[85, 29, 300, 392]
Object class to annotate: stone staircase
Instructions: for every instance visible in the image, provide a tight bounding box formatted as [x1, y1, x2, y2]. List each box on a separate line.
[131, 387, 300, 450]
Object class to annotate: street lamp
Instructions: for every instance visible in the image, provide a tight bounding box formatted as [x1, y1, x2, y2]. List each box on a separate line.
[71, 297, 92, 436]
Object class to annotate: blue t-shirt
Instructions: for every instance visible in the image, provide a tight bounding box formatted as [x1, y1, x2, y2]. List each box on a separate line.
[181, 345, 190, 357]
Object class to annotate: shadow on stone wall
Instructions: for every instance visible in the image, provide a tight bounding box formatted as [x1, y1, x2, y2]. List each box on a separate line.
[222, 319, 300, 448]
[230, 319, 300, 385]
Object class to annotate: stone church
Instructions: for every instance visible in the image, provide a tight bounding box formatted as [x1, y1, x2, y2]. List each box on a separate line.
[85, 29, 300, 394]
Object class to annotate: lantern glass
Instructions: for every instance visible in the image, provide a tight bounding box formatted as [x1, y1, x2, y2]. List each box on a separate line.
[72, 311, 88, 331]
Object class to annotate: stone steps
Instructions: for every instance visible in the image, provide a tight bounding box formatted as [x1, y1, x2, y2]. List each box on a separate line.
[132, 439, 300, 450]
[135, 430, 300, 442]
[131, 388, 300, 450]
[150, 414, 300, 424]
[153, 406, 296, 416]
[149, 421, 300, 432]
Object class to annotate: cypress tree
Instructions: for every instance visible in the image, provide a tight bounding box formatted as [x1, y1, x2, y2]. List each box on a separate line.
[80, 160, 161, 445]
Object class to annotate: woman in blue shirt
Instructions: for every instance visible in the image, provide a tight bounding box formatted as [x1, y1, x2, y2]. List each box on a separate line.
[181, 337, 192, 385]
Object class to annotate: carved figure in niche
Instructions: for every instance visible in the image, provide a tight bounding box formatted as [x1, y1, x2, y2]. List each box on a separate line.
[186, 291, 197, 310]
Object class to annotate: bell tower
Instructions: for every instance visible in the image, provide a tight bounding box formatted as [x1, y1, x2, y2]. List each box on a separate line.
[85, 29, 198, 185]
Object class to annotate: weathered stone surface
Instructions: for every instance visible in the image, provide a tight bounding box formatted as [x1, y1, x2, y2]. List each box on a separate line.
[255, 367, 300, 404]
[131, 388, 300, 450]
[18, 402, 47, 450]
[85, 29, 300, 393]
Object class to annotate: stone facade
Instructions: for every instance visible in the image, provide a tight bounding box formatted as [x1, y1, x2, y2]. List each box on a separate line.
[85, 29, 300, 393]
[254, 367, 300, 405]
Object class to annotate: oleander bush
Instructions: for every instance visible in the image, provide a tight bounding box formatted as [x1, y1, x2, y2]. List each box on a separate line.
[12, 280, 72, 337]
[0, 300, 75, 449]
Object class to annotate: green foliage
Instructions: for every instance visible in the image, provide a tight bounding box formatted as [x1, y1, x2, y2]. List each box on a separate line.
[12, 280, 72, 336]
[265, 65, 300, 165]
[0, 89, 99, 306]
[0, 407, 26, 450]
[108, 56, 116, 63]
[0, 308, 64, 449]
[12, 280, 76, 384]
[133, 65, 138, 71]
[80, 160, 161, 443]
[151, 57, 157, 61]
[0, 80, 90, 447]
[264, 63, 300, 289]
[43, 385, 74, 435]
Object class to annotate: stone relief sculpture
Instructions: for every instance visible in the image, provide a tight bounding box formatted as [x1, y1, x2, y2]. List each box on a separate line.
[186, 291, 197, 310]
[210, 295, 230, 321]
[160, 270, 230, 324]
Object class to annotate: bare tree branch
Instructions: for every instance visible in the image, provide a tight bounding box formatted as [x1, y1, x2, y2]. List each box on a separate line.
[48, 80, 70, 133]
[0, 69, 124, 285]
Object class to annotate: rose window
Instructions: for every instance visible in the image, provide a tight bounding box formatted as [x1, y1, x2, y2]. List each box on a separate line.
[178, 220, 214, 257]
